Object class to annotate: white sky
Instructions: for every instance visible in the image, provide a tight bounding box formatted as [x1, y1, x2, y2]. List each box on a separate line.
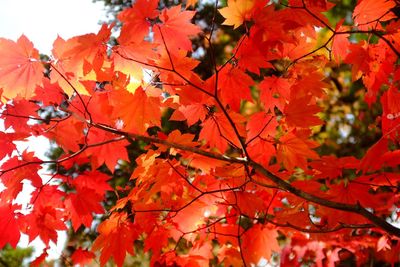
[0, 0, 106, 54]
[0, 0, 107, 262]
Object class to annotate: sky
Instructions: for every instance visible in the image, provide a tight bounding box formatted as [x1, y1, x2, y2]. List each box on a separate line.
[0, 0, 106, 54]
[0, 0, 107, 261]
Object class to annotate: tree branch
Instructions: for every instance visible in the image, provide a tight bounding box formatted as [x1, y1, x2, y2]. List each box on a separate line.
[88, 121, 400, 237]
[248, 161, 400, 237]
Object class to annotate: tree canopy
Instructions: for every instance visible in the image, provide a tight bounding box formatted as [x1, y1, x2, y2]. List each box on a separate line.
[0, 0, 400, 266]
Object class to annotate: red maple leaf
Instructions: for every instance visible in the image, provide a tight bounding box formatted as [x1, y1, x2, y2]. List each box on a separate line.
[44, 116, 85, 152]
[284, 95, 323, 128]
[217, 67, 254, 111]
[1, 0, 400, 265]
[65, 187, 104, 231]
[71, 171, 112, 196]
[86, 128, 129, 171]
[117, 0, 159, 43]
[170, 102, 208, 126]
[33, 79, 67, 106]
[30, 250, 48, 267]
[0, 132, 18, 160]
[154, 6, 201, 51]
[0, 204, 21, 248]
[0, 152, 42, 201]
[71, 248, 95, 266]
[259, 76, 291, 112]
[21, 205, 66, 245]
[246, 112, 277, 142]
[242, 224, 280, 264]
[3, 98, 39, 134]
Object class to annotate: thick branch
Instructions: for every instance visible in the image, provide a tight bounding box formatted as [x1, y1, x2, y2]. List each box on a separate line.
[249, 161, 400, 237]
[90, 122, 245, 164]
[89, 121, 400, 237]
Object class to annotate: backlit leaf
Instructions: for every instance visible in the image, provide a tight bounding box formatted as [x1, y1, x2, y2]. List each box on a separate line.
[0, 35, 43, 100]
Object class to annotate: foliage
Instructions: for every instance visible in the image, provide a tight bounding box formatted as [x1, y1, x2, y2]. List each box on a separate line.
[0, 245, 33, 267]
[0, 0, 400, 266]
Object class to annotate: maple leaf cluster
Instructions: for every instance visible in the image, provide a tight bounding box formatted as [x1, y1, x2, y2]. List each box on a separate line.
[0, 0, 400, 265]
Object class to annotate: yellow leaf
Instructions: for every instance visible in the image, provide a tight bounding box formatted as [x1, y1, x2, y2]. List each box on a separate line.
[219, 0, 255, 29]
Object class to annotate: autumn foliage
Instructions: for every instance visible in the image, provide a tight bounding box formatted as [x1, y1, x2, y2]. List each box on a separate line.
[1, 0, 400, 266]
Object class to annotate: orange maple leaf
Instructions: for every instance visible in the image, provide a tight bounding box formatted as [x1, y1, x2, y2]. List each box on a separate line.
[164, 130, 198, 154]
[353, 0, 396, 29]
[110, 87, 161, 134]
[92, 212, 138, 267]
[199, 111, 244, 152]
[51, 24, 112, 95]
[219, 0, 256, 29]
[277, 132, 319, 171]
[186, 0, 198, 8]
[0, 35, 43, 100]
[170, 103, 208, 126]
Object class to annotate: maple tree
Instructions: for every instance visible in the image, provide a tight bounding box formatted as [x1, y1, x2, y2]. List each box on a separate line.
[1, 0, 400, 265]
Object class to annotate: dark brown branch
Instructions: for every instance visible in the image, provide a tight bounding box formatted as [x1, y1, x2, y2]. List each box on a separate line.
[92, 121, 246, 164]
[86, 120, 400, 237]
[266, 218, 375, 234]
[248, 161, 400, 237]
